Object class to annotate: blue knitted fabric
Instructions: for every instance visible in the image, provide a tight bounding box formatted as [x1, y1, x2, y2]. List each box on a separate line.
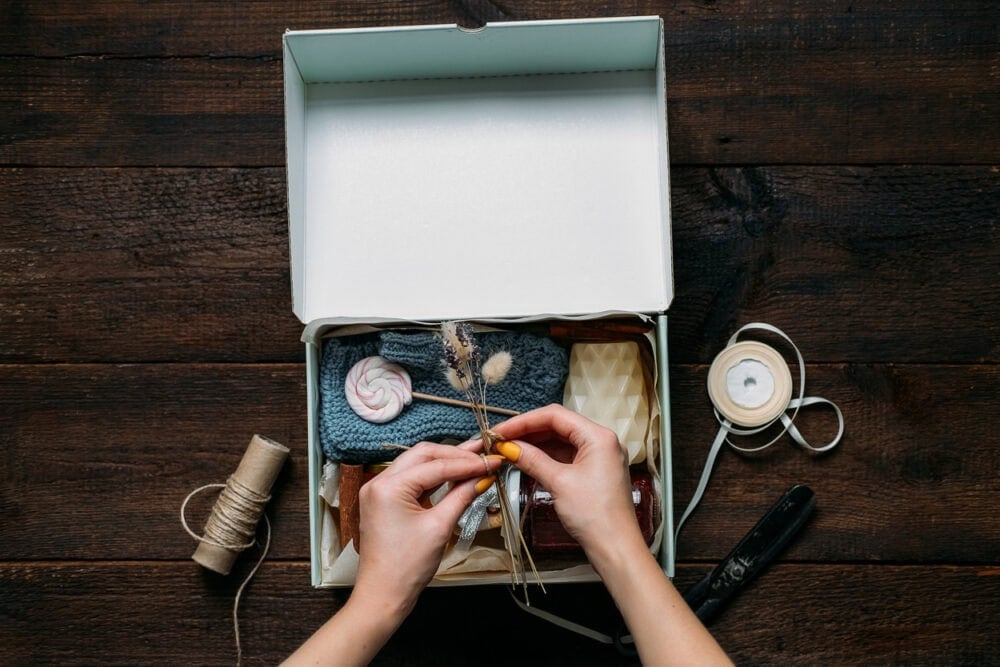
[319, 330, 568, 464]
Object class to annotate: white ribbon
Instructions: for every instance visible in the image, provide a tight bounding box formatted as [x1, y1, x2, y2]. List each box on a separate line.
[455, 466, 521, 552]
[455, 484, 498, 551]
[675, 323, 844, 540]
[509, 591, 618, 645]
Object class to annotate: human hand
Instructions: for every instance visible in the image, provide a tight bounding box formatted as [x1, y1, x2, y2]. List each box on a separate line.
[490, 404, 647, 571]
[493, 406, 733, 666]
[284, 444, 502, 667]
[352, 442, 503, 619]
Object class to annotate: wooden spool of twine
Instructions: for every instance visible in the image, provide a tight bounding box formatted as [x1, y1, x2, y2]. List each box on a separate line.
[181, 434, 289, 665]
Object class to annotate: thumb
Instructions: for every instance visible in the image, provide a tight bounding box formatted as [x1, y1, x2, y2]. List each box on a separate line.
[498, 438, 562, 489]
[430, 477, 481, 527]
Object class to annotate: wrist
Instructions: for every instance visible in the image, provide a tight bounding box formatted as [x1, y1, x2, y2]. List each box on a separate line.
[346, 581, 417, 635]
[284, 584, 419, 667]
[584, 528, 657, 591]
[354, 562, 427, 616]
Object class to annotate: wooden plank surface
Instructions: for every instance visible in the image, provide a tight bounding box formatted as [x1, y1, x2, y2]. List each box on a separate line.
[1, 166, 995, 364]
[2, 363, 996, 563]
[2, 0, 994, 60]
[1, 2, 996, 165]
[2, 1, 997, 663]
[0, 167, 302, 363]
[1, 562, 997, 665]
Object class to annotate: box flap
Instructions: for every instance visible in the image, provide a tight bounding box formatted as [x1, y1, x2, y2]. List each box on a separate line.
[284, 17, 672, 325]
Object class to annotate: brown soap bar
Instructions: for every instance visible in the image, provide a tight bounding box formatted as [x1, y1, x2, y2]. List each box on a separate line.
[548, 319, 653, 343]
[338, 464, 364, 550]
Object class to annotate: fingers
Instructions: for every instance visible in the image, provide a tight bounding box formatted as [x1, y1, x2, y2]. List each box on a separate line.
[493, 404, 612, 451]
[431, 477, 485, 527]
[456, 438, 485, 453]
[392, 453, 503, 495]
[387, 442, 484, 474]
[494, 437, 564, 489]
[490, 405, 626, 488]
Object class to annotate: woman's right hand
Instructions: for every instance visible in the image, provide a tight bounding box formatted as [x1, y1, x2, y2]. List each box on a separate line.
[490, 404, 648, 569]
[493, 405, 733, 666]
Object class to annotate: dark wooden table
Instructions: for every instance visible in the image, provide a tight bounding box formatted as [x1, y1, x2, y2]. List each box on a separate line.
[2, 2, 997, 665]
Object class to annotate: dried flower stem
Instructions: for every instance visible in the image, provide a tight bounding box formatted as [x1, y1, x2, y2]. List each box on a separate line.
[439, 321, 544, 596]
[410, 391, 519, 417]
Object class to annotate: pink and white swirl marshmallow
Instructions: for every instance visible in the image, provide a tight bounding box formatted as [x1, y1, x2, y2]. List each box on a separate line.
[345, 356, 413, 423]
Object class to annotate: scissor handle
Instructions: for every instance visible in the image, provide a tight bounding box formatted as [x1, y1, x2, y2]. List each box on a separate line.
[686, 484, 816, 623]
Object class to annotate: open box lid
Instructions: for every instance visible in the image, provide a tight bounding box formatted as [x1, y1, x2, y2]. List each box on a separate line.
[283, 16, 672, 328]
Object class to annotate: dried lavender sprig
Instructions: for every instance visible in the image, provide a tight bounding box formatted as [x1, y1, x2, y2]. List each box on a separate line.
[438, 321, 544, 594]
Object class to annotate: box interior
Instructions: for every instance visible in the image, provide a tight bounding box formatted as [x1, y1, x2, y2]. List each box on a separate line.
[308, 316, 674, 588]
[284, 17, 672, 325]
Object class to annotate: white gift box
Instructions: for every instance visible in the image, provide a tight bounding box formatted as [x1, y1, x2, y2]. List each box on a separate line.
[282, 15, 675, 588]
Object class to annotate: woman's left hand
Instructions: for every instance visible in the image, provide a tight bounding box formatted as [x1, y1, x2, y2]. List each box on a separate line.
[284, 442, 501, 667]
[352, 442, 503, 618]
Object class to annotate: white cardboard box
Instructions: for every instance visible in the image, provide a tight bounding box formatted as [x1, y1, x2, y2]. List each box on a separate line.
[282, 15, 675, 588]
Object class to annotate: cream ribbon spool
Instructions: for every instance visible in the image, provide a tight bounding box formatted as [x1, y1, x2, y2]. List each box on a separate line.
[675, 322, 844, 540]
[707, 341, 792, 428]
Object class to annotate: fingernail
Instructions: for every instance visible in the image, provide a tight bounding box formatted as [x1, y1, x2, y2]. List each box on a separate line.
[475, 475, 497, 494]
[486, 454, 506, 461]
[494, 440, 521, 463]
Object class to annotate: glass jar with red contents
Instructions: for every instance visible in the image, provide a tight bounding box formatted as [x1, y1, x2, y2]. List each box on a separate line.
[518, 466, 659, 557]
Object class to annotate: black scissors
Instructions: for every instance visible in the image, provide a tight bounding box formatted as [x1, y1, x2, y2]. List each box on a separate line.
[614, 484, 816, 658]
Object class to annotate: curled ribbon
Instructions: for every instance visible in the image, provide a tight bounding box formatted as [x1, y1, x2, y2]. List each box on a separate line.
[456, 484, 498, 551]
[675, 322, 844, 540]
[455, 467, 521, 552]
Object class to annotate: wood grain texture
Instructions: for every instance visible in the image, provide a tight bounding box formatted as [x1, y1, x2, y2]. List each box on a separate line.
[0, 364, 309, 561]
[1, 2, 995, 165]
[2, 3, 997, 663]
[1, 562, 997, 665]
[2, 363, 996, 563]
[0, 168, 303, 363]
[1, 57, 284, 167]
[3, 0, 994, 59]
[668, 166, 1000, 364]
[0, 1, 465, 56]
[2, 167, 995, 364]
[670, 362, 1000, 563]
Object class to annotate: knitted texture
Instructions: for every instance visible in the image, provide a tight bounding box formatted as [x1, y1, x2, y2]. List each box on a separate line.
[320, 330, 568, 464]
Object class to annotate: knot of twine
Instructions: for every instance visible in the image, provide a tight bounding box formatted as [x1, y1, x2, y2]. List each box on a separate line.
[181, 477, 272, 666]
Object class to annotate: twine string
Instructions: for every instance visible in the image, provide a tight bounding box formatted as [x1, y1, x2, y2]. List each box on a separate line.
[180, 478, 273, 666]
